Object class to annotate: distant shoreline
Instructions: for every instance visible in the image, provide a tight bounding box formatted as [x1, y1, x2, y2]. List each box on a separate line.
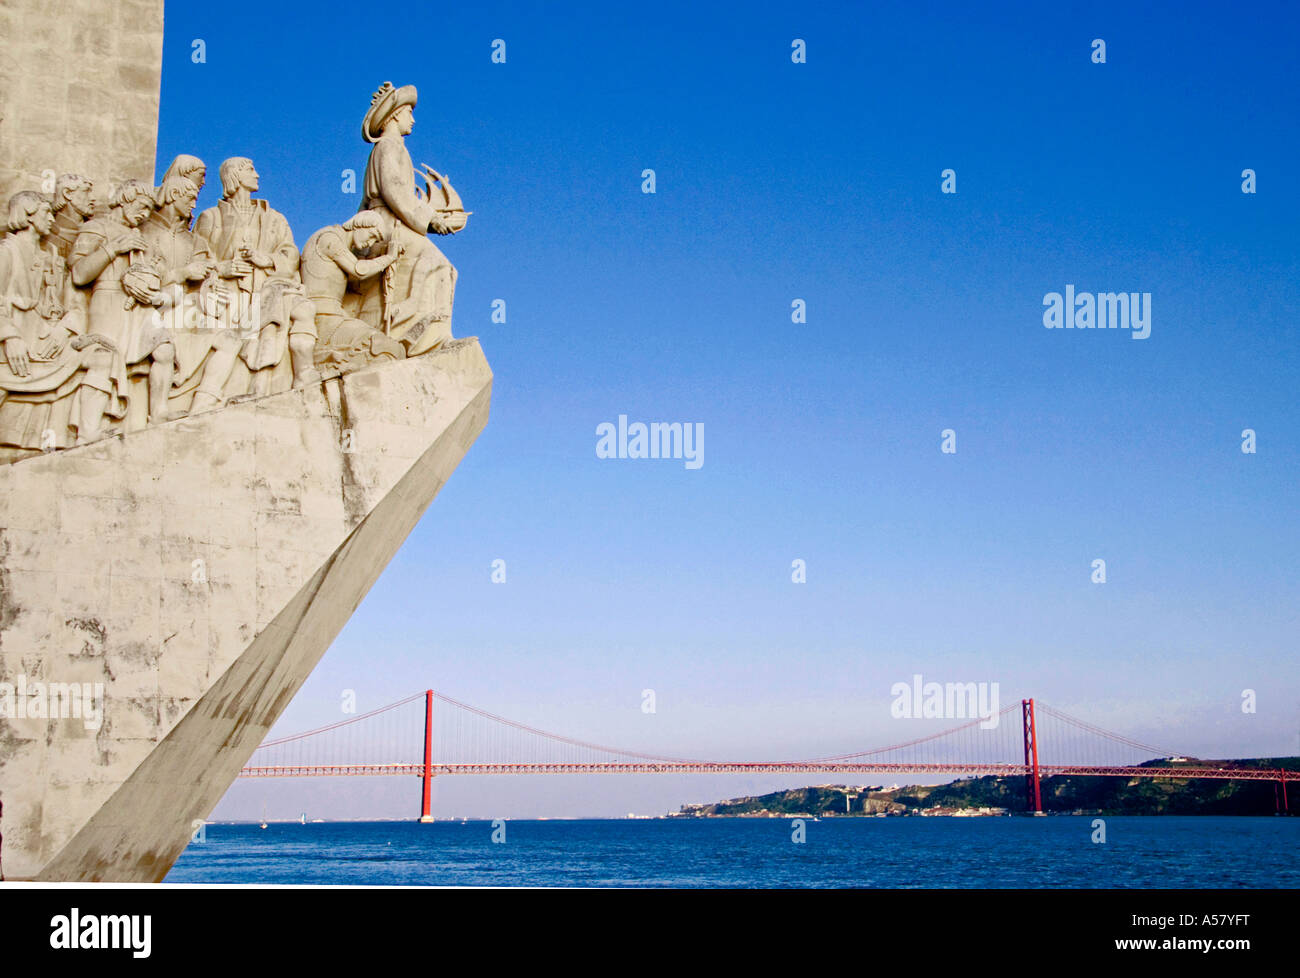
[676, 761, 1300, 818]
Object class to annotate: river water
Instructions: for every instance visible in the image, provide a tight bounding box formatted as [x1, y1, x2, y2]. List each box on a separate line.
[164, 815, 1299, 887]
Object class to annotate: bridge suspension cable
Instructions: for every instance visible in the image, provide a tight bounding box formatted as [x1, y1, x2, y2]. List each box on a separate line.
[238, 688, 1294, 819]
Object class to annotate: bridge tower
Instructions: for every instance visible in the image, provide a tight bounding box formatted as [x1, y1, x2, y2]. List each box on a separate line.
[420, 690, 435, 823]
[1021, 698, 1043, 814]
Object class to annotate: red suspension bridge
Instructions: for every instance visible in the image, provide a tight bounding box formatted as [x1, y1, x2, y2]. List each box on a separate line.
[238, 691, 1293, 818]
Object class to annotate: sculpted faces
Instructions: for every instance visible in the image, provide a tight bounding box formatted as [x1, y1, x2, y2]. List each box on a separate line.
[0, 191, 100, 452]
[45, 174, 96, 262]
[146, 173, 216, 292]
[357, 82, 466, 355]
[142, 173, 242, 417]
[194, 157, 320, 395]
[23, 194, 55, 237]
[70, 179, 180, 442]
[0, 83, 467, 462]
[300, 210, 404, 374]
[1, 193, 60, 377]
[159, 154, 206, 199]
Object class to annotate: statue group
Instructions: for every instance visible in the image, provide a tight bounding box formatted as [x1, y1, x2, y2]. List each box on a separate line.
[0, 82, 468, 461]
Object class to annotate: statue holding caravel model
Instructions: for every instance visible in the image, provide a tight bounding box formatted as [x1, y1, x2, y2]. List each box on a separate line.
[0, 82, 469, 461]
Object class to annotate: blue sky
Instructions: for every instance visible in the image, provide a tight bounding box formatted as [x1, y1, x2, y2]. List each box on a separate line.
[154, 0, 1299, 819]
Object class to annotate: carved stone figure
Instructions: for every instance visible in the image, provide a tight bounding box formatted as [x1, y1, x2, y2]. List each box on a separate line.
[300, 210, 405, 375]
[143, 174, 213, 295]
[0, 192, 101, 451]
[69, 178, 178, 441]
[42, 174, 95, 333]
[44, 174, 97, 262]
[141, 172, 243, 415]
[357, 82, 467, 355]
[0, 54, 495, 879]
[158, 154, 206, 195]
[193, 157, 320, 394]
[0, 84, 473, 464]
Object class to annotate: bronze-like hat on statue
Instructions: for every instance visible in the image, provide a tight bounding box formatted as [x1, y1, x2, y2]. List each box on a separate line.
[362, 82, 417, 143]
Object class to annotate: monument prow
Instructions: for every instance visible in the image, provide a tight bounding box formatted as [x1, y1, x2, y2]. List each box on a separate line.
[0, 61, 488, 881]
[0, 339, 492, 880]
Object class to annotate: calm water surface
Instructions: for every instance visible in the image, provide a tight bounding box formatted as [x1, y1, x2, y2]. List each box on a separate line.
[165, 816, 1299, 887]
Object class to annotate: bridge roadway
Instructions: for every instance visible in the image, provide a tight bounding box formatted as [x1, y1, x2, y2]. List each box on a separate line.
[239, 762, 1293, 781]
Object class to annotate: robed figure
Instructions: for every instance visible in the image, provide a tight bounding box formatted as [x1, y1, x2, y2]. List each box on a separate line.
[0, 192, 98, 453]
[193, 157, 320, 395]
[357, 82, 468, 356]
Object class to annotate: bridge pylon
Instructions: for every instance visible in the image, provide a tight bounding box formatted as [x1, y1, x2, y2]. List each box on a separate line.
[420, 689, 435, 823]
[1022, 698, 1043, 814]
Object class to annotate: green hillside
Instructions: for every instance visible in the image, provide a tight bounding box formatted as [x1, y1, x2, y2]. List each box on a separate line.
[678, 757, 1300, 816]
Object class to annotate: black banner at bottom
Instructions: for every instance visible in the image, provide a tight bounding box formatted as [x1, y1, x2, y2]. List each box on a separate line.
[0, 886, 1282, 965]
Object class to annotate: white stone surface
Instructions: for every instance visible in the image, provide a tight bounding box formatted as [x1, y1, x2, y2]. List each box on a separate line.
[0, 339, 491, 880]
[0, 0, 164, 208]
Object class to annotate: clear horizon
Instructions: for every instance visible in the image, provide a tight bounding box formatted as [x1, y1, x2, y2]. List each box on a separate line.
[146, 0, 1300, 822]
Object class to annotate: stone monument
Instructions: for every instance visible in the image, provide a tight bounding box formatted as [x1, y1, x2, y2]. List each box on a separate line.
[0, 64, 490, 880]
[0, 0, 165, 210]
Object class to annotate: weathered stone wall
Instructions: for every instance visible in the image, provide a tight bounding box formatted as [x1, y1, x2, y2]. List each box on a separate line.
[0, 0, 164, 206]
[0, 340, 493, 880]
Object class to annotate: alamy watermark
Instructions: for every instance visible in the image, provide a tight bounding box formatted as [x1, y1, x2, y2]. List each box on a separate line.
[1043, 285, 1151, 339]
[49, 909, 150, 958]
[890, 674, 1000, 729]
[0, 675, 104, 730]
[596, 415, 704, 470]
